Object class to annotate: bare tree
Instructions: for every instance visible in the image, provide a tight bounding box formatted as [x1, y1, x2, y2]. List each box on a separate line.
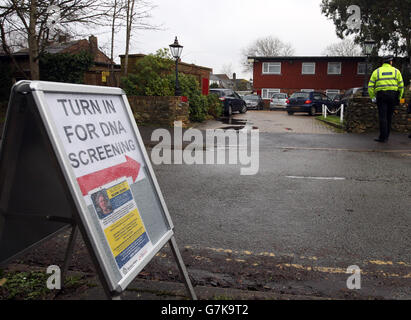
[241, 36, 295, 72]
[122, 0, 159, 76]
[323, 39, 362, 56]
[220, 63, 234, 78]
[0, 0, 110, 80]
[109, 0, 124, 66]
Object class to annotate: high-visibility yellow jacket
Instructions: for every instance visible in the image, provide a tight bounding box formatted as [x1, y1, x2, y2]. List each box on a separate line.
[368, 63, 404, 99]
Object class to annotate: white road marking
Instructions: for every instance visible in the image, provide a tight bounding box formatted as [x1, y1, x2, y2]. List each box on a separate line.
[286, 176, 346, 181]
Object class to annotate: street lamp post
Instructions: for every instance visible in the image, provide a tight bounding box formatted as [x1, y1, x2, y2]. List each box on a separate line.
[362, 37, 376, 97]
[169, 36, 183, 96]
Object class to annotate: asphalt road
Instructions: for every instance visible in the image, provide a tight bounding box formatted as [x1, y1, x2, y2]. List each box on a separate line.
[2, 112, 410, 299]
[149, 112, 411, 299]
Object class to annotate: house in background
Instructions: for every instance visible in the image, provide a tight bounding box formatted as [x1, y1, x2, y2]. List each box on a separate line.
[121, 54, 212, 95]
[0, 35, 120, 86]
[210, 74, 252, 92]
[210, 74, 232, 89]
[248, 56, 369, 100]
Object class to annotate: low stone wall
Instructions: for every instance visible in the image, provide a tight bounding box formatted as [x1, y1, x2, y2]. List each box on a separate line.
[127, 96, 190, 127]
[344, 95, 410, 133]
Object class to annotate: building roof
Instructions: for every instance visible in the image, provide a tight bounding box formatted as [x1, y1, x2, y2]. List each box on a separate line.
[248, 56, 367, 62]
[6, 36, 117, 67]
[210, 74, 230, 81]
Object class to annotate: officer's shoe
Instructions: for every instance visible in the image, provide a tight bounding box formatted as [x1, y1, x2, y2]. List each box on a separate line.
[374, 138, 386, 143]
[408, 134, 411, 139]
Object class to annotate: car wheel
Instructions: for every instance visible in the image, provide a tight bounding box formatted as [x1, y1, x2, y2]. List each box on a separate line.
[225, 104, 232, 116]
[240, 103, 247, 113]
[287, 111, 294, 115]
[310, 106, 316, 116]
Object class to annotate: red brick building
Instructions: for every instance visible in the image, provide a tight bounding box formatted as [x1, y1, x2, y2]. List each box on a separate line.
[249, 56, 368, 99]
[0, 36, 120, 86]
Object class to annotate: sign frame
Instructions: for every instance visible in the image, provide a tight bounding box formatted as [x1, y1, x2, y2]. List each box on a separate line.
[1, 80, 195, 299]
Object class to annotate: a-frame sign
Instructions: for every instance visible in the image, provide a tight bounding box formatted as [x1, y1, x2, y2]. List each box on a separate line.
[0, 81, 196, 300]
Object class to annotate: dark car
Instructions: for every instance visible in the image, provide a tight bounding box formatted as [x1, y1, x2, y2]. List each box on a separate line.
[286, 91, 334, 116]
[243, 94, 264, 110]
[331, 87, 365, 113]
[210, 89, 247, 116]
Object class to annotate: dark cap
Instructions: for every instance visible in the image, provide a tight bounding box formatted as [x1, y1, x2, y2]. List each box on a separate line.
[383, 55, 394, 63]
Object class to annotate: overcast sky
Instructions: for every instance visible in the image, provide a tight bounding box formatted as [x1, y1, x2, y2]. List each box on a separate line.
[97, 0, 344, 80]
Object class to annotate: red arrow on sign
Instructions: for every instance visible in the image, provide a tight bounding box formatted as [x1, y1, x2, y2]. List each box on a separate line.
[77, 155, 141, 196]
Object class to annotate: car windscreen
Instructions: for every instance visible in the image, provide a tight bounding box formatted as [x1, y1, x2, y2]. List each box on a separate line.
[273, 94, 287, 99]
[210, 90, 224, 97]
[244, 95, 258, 100]
[290, 92, 310, 99]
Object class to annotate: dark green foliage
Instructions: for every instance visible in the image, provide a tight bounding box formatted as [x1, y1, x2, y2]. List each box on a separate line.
[39, 51, 94, 84]
[320, 0, 411, 57]
[121, 49, 221, 122]
[121, 49, 174, 96]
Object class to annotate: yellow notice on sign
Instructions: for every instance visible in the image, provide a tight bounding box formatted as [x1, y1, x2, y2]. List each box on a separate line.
[104, 209, 146, 258]
[107, 181, 129, 199]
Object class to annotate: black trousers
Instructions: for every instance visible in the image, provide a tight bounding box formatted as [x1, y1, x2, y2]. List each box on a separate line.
[376, 90, 398, 141]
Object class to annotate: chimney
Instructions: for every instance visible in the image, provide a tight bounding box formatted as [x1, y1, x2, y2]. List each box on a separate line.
[89, 35, 98, 58]
[232, 72, 236, 90]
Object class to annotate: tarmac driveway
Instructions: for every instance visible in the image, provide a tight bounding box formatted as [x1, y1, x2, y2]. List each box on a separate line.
[194, 110, 337, 134]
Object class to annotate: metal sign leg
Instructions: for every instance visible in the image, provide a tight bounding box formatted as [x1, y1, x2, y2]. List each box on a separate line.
[61, 225, 79, 288]
[169, 236, 197, 300]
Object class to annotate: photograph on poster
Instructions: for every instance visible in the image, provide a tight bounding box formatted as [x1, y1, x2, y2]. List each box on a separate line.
[91, 189, 114, 219]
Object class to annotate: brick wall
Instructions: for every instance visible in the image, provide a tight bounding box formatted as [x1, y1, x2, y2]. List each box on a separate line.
[127, 96, 190, 127]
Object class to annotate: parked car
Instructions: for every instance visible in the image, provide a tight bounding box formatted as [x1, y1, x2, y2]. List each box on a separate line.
[286, 91, 334, 116]
[270, 93, 288, 109]
[210, 89, 247, 116]
[331, 87, 365, 113]
[243, 94, 264, 110]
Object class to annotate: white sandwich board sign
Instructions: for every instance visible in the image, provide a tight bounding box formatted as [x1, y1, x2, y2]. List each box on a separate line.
[0, 81, 196, 299]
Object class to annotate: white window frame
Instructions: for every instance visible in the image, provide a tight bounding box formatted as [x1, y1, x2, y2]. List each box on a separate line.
[328, 62, 341, 75]
[326, 89, 340, 98]
[302, 62, 316, 75]
[262, 88, 280, 99]
[301, 89, 314, 92]
[262, 62, 281, 75]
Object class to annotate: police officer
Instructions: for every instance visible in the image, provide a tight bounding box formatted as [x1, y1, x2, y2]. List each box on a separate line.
[368, 56, 404, 142]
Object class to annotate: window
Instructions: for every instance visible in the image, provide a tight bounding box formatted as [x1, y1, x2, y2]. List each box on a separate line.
[328, 62, 341, 75]
[262, 88, 280, 99]
[320, 93, 330, 101]
[302, 62, 315, 75]
[262, 62, 281, 74]
[357, 63, 372, 75]
[313, 93, 322, 100]
[326, 89, 340, 99]
[301, 89, 314, 92]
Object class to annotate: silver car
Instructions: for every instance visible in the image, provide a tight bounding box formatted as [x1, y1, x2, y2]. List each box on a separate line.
[270, 93, 288, 109]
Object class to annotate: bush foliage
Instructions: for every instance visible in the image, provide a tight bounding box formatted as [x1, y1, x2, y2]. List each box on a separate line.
[39, 51, 94, 84]
[121, 49, 221, 122]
